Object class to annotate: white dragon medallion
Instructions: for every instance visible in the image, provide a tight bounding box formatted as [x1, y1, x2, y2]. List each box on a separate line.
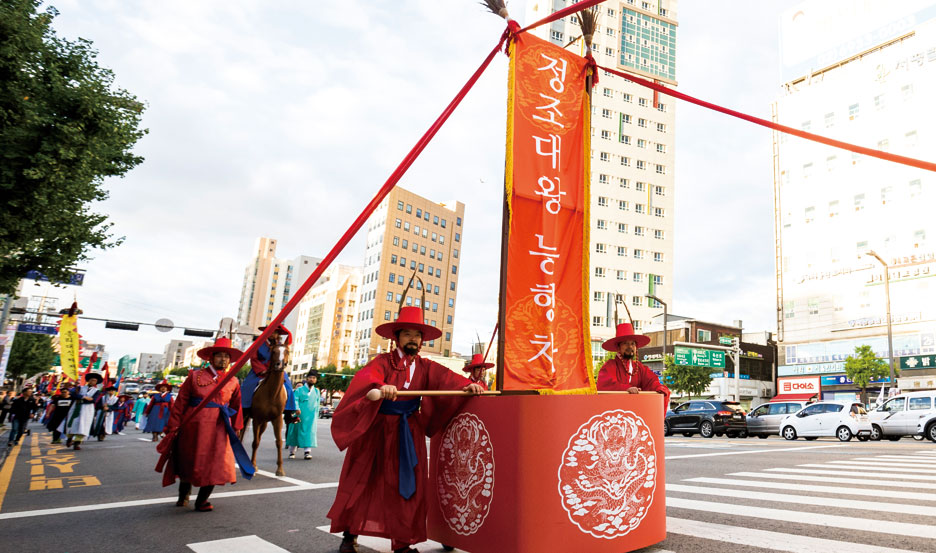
[436, 413, 495, 535]
[558, 409, 657, 538]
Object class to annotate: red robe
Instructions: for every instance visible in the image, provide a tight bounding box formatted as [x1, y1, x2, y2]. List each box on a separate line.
[328, 351, 477, 549]
[165, 368, 243, 487]
[596, 356, 671, 414]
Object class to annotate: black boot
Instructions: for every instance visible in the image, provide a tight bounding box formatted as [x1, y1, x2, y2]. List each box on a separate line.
[177, 482, 192, 506]
[194, 485, 215, 511]
[339, 532, 358, 553]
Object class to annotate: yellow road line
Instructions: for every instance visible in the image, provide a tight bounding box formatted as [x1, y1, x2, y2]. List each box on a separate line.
[0, 441, 24, 513]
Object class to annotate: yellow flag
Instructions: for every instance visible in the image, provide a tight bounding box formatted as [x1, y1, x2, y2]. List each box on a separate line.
[59, 314, 81, 381]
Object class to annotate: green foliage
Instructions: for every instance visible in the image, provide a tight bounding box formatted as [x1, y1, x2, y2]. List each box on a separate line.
[169, 367, 191, 377]
[235, 362, 252, 382]
[663, 355, 712, 400]
[318, 364, 362, 397]
[845, 344, 892, 403]
[0, 1, 147, 294]
[6, 332, 56, 379]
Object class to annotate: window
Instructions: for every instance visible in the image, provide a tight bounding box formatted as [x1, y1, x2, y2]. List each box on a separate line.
[619, 178, 630, 189]
[657, 103, 666, 112]
[654, 185, 665, 196]
[621, 113, 632, 123]
[654, 207, 665, 218]
[410, 260, 416, 269]
[397, 201, 404, 211]
[652, 274, 663, 286]
[455, 233, 460, 242]
[877, 138, 889, 151]
[621, 134, 631, 145]
[399, 257, 406, 268]
[618, 200, 629, 211]
[412, 243, 418, 252]
[386, 292, 393, 301]
[550, 30, 563, 42]
[595, 243, 606, 253]
[597, 219, 607, 230]
[881, 186, 893, 204]
[420, 245, 426, 255]
[638, 118, 647, 128]
[808, 297, 820, 315]
[603, 87, 613, 98]
[697, 329, 712, 342]
[600, 151, 610, 162]
[635, 204, 645, 214]
[634, 226, 644, 236]
[406, 204, 412, 213]
[389, 272, 396, 283]
[416, 208, 422, 218]
[395, 218, 402, 228]
[598, 174, 609, 184]
[620, 156, 631, 166]
[849, 103, 859, 120]
[598, 196, 608, 207]
[636, 181, 646, 192]
[824, 112, 835, 128]
[656, 143, 666, 153]
[441, 219, 447, 228]
[631, 296, 642, 307]
[595, 267, 605, 277]
[448, 298, 454, 307]
[602, 108, 612, 119]
[433, 215, 439, 225]
[882, 398, 905, 413]
[592, 316, 603, 327]
[854, 194, 865, 211]
[637, 138, 646, 148]
[616, 270, 625, 280]
[601, 130, 611, 140]
[623, 93, 632, 103]
[653, 252, 664, 262]
[909, 397, 932, 410]
[805, 206, 815, 224]
[801, 120, 811, 131]
[656, 123, 666, 133]
[637, 160, 647, 170]
[828, 200, 839, 217]
[403, 221, 410, 231]
[638, 97, 648, 107]
[617, 223, 627, 233]
[593, 291, 604, 302]
[655, 164, 666, 174]
[451, 264, 458, 274]
[450, 282, 456, 291]
[391, 254, 398, 264]
[633, 249, 644, 259]
[617, 246, 627, 256]
[393, 236, 400, 246]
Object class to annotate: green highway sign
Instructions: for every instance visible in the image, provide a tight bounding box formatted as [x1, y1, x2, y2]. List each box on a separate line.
[719, 336, 733, 346]
[674, 346, 726, 369]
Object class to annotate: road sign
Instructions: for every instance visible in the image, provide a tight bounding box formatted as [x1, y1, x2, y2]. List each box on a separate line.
[17, 323, 58, 335]
[674, 346, 726, 368]
[719, 336, 733, 346]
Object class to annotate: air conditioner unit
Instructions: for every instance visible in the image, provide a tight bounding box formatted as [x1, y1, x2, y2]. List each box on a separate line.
[761, 389, 772, 398]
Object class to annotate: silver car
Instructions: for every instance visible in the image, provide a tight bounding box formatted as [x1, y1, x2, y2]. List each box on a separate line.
[746, 401, 810, 438]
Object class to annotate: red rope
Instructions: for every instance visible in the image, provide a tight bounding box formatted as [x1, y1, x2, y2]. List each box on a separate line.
[598, 64, 936, 173]
[519, 0, 608, 34]
[155, 32, 511, 471]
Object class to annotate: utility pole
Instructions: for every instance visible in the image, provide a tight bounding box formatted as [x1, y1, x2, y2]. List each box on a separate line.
[866, 251, 896, 389]
[646, 294, 667, 358]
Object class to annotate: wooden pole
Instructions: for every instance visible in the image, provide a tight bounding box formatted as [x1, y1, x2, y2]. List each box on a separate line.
[495, 191, 509, 391]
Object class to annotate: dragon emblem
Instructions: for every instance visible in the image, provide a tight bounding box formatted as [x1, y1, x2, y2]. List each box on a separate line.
[558, 410, 656, 538]
[436, 413, 495, 535]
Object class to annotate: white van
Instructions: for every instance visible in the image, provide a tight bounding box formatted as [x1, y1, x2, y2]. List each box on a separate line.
[868, 390, 936, 442]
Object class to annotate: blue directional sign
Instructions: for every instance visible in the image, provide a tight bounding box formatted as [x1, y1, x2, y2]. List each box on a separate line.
[17, 323, 58, 335]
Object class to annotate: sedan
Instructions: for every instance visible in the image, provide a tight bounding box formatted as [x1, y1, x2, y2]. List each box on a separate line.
[780, 401, 872, 442]
[665, 400, 747, 438]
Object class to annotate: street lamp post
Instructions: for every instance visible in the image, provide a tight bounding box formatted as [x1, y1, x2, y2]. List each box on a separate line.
[646, 294, 668, 358]
[865, 250, 896, 389]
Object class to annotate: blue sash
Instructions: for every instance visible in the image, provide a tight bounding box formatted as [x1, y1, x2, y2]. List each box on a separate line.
[378, 397, 421, 499]
[189, 398, 255, 480]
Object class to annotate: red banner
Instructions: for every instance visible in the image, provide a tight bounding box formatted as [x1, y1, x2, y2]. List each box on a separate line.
[502, 33, 594, 393]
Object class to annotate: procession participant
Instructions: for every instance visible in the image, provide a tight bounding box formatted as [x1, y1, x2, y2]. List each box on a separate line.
[113, 394, 133, 435]
[286, 370, 320, 460]
[462, 353, 494, 385]
[91, 386, 119, 440]
[64, 373, 102, 450]
[6, 388, 38, 446]
[328, 305, 485, 553]
[46, 389, 72, 444]
[596, 322, 671, 413]
[133, 392, 149, 430]
[0, 390, 12, 425]
[144, 381, 174, 442]
[163, 336, 251, 512]
[241, 324, 297, 419]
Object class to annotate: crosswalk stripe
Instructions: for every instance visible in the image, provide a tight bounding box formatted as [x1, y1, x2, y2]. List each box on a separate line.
[850, 457, 936, 466]
[766, 467, 935, 481]
[728, 471, 936, 489]
[667, 483, 936, 517]
[685, 476, 936, 501]
[863, 455, 936, 463]
[798, 462, 936, 474]
[914, 450, 936, 454]
[666, 517, 920, 553]
[188, 535, 289, 553]
[667, 497, 936, 539]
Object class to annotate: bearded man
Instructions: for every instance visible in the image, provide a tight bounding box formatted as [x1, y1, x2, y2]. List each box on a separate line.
[596, 322, 671, 413]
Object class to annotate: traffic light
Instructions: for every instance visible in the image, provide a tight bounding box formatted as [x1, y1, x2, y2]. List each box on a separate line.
[105, 321, 139, 331]
[730, 337, 740, 348]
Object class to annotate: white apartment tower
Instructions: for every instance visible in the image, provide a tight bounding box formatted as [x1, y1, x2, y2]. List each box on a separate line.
[524, 0, 678, 364]
[773, 1, 936, 397]
[291, 264, 363, 375]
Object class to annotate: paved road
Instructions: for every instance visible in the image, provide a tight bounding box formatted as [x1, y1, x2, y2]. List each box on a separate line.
[1, 420, 935, 552]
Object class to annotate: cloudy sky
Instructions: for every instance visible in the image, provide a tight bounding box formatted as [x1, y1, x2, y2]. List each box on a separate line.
[42, 0, 801, 361]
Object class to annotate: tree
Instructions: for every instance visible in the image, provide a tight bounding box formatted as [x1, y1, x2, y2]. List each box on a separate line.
[0, 1, 147, 295]
[6, 332, 56, 382]
[662, 355, 713, 400]
[845, 344, 892, 405]
[169, 367, 192, 377]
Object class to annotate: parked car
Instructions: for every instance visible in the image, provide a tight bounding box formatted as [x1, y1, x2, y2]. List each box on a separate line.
[664, 400, 747, 438]
[140, 384, 156, 394]
[868, 391, 936, 442]
[780, 401, 872, 442]
[320, 403, 335, 419]
[122, 383, 141, 394]
[746, 400, 810, 438]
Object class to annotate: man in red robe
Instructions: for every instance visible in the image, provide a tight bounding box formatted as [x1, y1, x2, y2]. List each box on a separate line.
[163, 337, 253, 512]
[328, 306, 486, 553]
[596, 322, 671, 413]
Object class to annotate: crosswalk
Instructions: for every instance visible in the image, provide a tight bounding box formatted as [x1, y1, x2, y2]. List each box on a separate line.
[665, 448, 936, 552]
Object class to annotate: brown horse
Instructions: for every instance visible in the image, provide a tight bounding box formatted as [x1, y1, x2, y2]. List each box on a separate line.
[241, 331, 289, 476]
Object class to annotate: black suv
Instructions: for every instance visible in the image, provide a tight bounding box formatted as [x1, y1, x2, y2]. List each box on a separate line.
[664, 400, 747, 438]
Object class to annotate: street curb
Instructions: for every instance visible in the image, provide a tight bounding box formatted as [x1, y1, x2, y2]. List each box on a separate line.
[0, 428, 11, 468]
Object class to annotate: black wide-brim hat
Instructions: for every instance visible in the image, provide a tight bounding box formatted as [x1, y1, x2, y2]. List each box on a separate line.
[84, 372, 103, 383]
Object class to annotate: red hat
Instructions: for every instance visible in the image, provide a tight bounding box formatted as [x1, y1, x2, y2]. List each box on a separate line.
[463, 353, 494, 372]
[258, 324, 293, 345]
[601, 323, 651, 352]
[375, 306, 442, 341]
[155, 380, 172, 391]
[197, 336, 244, 361]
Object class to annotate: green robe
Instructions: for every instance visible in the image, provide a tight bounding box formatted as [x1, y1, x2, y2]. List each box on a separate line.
[286, 384, 320, 448]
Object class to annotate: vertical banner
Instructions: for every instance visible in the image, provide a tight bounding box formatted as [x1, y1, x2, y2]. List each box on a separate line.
[59, 314, 81, 381]
[502, 33, 593, 393]
[0, 325, 16, 384]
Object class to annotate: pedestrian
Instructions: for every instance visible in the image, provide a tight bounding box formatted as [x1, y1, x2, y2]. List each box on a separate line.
[91, 386, 119, 441]
[113, 394, 132, 435]
[0, 390, 13, 425]
[7, 388, 38, 446]
[64, 373, 103, 450]
[596, 322, 671, 413]
[286, 370, 320, 460]
[133, 392, 149, 430]
[327, 305, 485, 553]
[144, 381, 173, 442]
[162, 336, 251, 512]
[46, 389, 72, 444]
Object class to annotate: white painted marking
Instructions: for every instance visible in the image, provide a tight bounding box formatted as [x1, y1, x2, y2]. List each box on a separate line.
[666, 516, 920, 553]
[767, 467, 935, 481]
[728, 471, 936, 490]
[914, 450, 936, 454]
[665, 444, 842, 460]
[667, 483, 936, 516]
[188, 535, 290, 553]
[242, 465, 314, 488]
[805, 462, 936, 474]
[0, 482, 338, 520]
[315, 526, 452, 552]
[686, 476, 936, 502]
[137, 438, 152, 442]
[668, 497, 936, 539]
[850, 457, 936, 466]
[863, 455, 936, 463]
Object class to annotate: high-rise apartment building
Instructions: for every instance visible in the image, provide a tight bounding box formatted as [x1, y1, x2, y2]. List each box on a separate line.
[354, 187, 465, 365]
[773, 1, 936, 398]
[523, 0, 678, 364]
[291, 264, 363, 374]
[163, 339, 193, 369]
[236, 237, 322, 333]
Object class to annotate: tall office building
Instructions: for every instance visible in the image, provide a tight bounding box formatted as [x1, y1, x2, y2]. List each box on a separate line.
[163, 339, 193, 369]
[236, 237, 322, 333]
[523, 0, 678, 364]
[354, 187, 465, 365]
[773, 1, 936, 398]
[291, 264, 363, 374]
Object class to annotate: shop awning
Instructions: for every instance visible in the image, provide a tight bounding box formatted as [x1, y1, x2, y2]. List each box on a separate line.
[770, 393, 817, 402]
